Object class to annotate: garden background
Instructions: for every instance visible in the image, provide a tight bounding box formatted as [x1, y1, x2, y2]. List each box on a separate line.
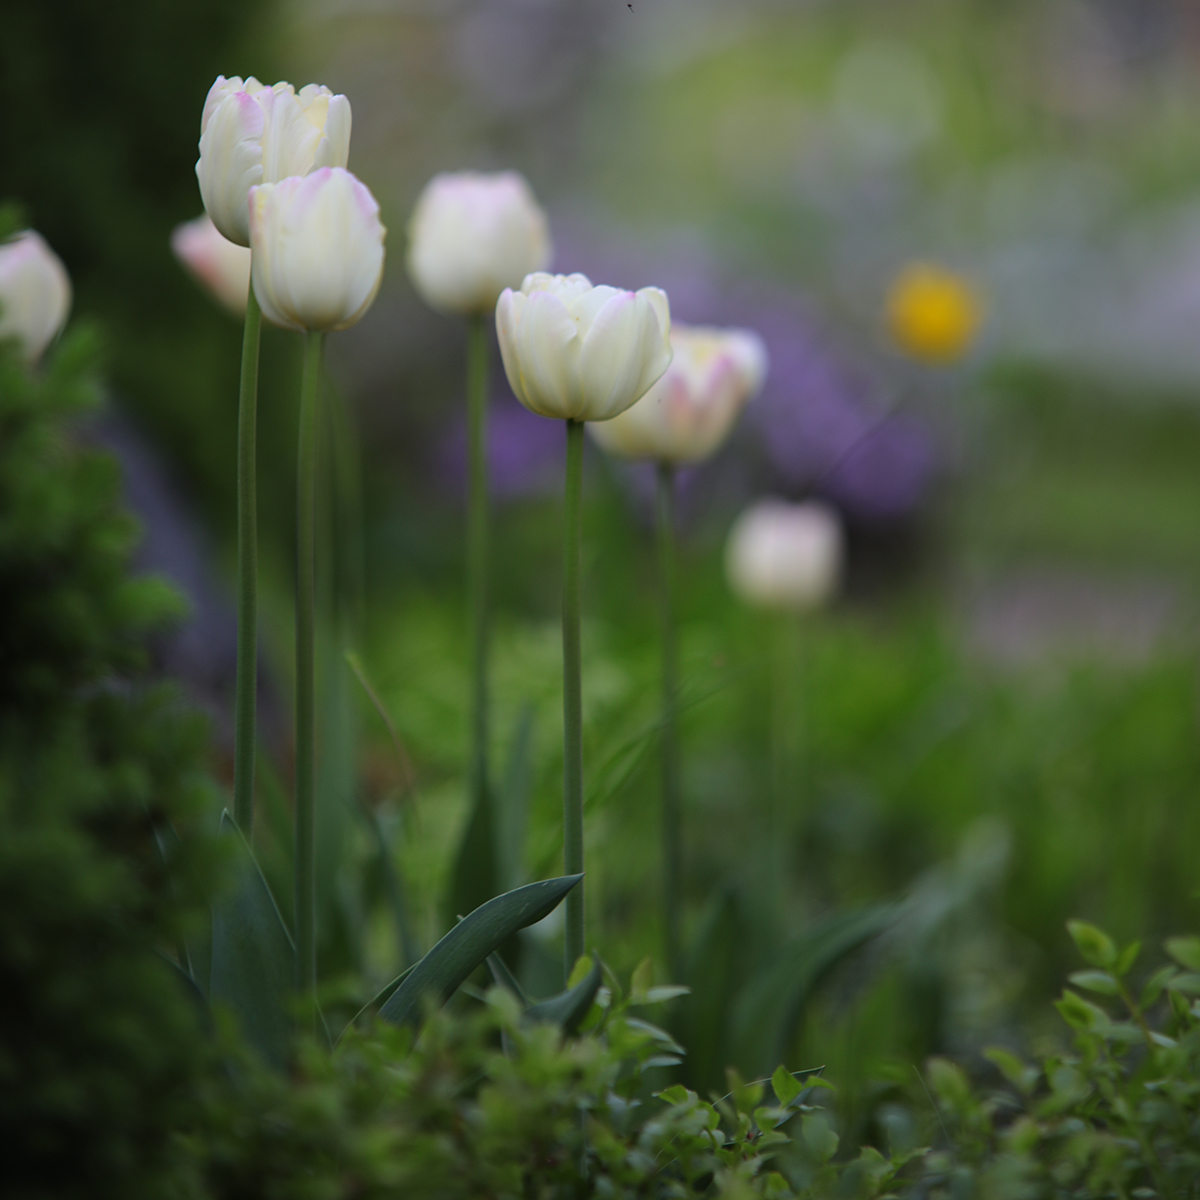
[9, 0, 1200, 1150]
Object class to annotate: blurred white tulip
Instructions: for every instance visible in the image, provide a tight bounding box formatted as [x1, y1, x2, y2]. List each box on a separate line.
[588, 323, 766, 463]
[407, 170, 551, 315]
[725, 500, 843, 612]
[171, 214, 252, 316]
[196, 75, 351, 247]
[248, 167, 386, 333]
[0, 230, 71, 363]
[496, 272, 672, 421]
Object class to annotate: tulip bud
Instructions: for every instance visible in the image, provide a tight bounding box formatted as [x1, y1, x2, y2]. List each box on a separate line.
[248, 167, 386, 333]
[0, 230, 71, 363]
[407, 171, 552, 315]
[171, 214, 252, 316]
[725, 500, 843, 612]
[887, 262, 982, 364]
[196, 75, 352, 247]
[588, 323, 767, 464]
[496, 272, 672, 422]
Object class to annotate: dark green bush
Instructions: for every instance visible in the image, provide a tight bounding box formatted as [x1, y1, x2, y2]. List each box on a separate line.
[0, 331, 220, 1199]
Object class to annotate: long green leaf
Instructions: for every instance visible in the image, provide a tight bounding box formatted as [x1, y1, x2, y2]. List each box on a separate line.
[379, 875, 582, 1027]
[676, 887, 745, 1090]
[524, 955, 603, 1033]
[336, 962, 419, 1045]
[730, 905, 896, 1077]
[210, 811, 295, 1069]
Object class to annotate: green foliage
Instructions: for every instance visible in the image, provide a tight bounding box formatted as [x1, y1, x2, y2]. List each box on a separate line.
[0, 334, 222, 1197]
[912, 922, 1200, 1198]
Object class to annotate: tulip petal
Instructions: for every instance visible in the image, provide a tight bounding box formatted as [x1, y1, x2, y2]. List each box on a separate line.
[259, 88, 322, 183]
[197, 92, 265, 246]
[578, 291, 665, 420]
[496, 290, 528, 406]
[312, 94, 352, 170]
[516, 291, 579, 418]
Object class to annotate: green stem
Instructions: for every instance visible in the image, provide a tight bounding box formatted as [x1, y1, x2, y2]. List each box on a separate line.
[295, 330, 324, 1006]
[466, 314, 490, 830]
[768, 613, 803, 922]
[656, 462, 682, 979]
[562, 418, 585, 980]
[233, 284, 262, 835]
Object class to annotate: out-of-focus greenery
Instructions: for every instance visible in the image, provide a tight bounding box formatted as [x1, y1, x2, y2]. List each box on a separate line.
[0, 325, 221, 1198]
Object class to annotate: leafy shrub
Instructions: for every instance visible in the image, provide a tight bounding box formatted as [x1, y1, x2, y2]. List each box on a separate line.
[0, 331, 221, 1199]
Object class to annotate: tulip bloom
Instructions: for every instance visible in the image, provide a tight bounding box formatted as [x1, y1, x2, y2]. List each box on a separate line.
[887, 262, 982, 364]
[248, 167, 386, 333]
[0, 231, 71, 363]
[407, 171, 551, 315]
[496, 273, 672, 422]
[171, 215, 252, 316]
[588, 323, 767, 464]
[196, 76, 352, 247]
[726, 500, 843, 612]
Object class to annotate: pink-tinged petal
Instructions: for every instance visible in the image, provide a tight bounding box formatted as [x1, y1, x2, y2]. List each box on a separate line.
[200, 75, 242, 134]
[170, 214, 251, 316]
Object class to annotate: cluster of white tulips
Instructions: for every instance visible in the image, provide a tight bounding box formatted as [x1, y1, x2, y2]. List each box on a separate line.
[0, 68, 846, 1001]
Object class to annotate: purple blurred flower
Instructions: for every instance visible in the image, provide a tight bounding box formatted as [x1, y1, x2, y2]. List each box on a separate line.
[743, 292, 939, 524]
[437, 394, 563, 500]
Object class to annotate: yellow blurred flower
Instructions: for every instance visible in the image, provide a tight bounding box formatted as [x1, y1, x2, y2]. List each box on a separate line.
[886, 263, 982, 364]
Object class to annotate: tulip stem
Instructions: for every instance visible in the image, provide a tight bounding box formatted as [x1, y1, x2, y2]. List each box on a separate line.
[295, 330, 324, 1008]
[466, 313, 490, 840]
[233, 284, 262, 836]
[656, 462, 682, 980]
[562, 418, 585, 981]
[768, 612, 804, 923]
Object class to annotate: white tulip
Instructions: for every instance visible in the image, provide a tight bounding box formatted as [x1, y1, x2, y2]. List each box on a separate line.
[248, 167, 386, 333]
[588, 323, 766, 464]
[407, 170, 552, 315]
[496, 272, 672, 422]
[725, 500, 843, 612]
[196, 75, 352, 247]
[0, 231, 71, 363]
[171, 214, 252, 316]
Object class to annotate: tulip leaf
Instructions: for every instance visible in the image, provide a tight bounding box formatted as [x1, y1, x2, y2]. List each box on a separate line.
[379, 875, 583, 1027]
[336, 963, 418, 1046]
[730, 905, 896, 1077]
[486, 951, 530, 1006]
[525, 955, 604, 1033]
[676, 887, 745, 1090]
[210, 811, 295, 1069]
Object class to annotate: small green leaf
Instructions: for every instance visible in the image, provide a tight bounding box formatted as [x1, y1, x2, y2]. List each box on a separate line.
[378, 875, 582, 1027]
[657, 1084, 692, 1105]
[800, 1113, 839, 1163]
[210, 812, 295, 1069]
[1067, 920, 1117, 969]
[984, 1047, 1037, 1095]
[567, 953, 594, 989]
[927, 1058, 971, 1107]
[1166, 972, 1200, 996]
[726, 1067, 763, 1115]
[1068, 970, 1119, 995]
[1140, 965, 1177, 1008]
[771, 1065, 803, 1106]
[525, 955, 603, 1034]
[1165, 936, 1200, 971]
[641, 985, 689, 1004]
[630, 956, 654, 1001]
[1055, 989, 1108, 1032]
[1115, 941, 1141, 977]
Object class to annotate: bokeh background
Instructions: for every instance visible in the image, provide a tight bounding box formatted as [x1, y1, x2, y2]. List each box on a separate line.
[12, 0, 1200, 1130]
